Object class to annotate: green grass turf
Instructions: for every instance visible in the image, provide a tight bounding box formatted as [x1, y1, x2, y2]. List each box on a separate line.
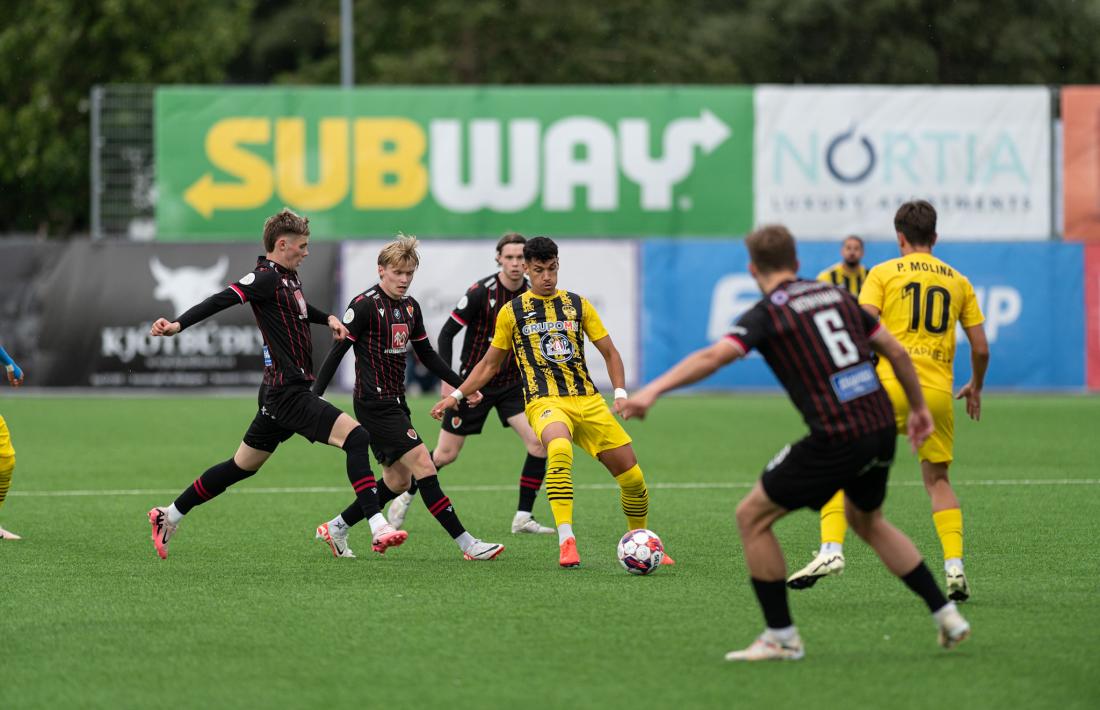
[1, 394, 1098, 709]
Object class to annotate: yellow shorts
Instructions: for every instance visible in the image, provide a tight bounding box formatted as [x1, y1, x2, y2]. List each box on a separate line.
[526, 394, 632, 458]
[0, 414, 13, 459]
[882, 380, 953, 464]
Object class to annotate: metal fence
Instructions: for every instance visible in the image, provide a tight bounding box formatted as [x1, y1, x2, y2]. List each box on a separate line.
[90, 84, 155, 240]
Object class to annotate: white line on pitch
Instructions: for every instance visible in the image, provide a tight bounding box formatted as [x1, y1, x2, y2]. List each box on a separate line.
[9, 478, 1100, 498]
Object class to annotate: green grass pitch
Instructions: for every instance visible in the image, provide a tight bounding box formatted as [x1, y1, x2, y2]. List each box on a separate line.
[1, 394, 1098, 709]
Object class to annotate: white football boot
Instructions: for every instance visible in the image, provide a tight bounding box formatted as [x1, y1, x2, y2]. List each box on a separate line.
[786, 551, 845, 589]
[725, 630, 805, 662]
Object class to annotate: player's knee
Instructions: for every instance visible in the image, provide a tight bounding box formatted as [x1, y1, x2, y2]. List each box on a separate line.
[433, 446, 458, 467]
[342, 426, 371, 454]
[546, 437, 573, 464]
[734, 497, 761, 535]
[525, 438, 546, 458]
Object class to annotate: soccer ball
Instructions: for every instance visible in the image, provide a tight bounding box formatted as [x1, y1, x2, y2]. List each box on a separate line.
[617, 528, 664, 575]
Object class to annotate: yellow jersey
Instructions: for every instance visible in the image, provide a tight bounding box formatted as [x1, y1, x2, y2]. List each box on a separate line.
[492, 290, 607, 404]
[859, 252, 984, 393]
[816, 262, 869, 296]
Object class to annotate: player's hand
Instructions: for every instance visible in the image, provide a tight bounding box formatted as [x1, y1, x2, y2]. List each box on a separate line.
[5, 363, 23, 387]
[619, 390, 657, 420]
[440, 382, 455, 398]
[327, 315, 349, 341]
[466, 390, 483, 406]
[955, 381, 982, 421]
[150, 318, 181, 337]
[430, 396, 458, 420]
[906, 406, 934, 453]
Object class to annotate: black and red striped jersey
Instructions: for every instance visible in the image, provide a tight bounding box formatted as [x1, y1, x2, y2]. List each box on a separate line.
[725, 278, 894, 441]
[341, 285, 429, 400]
[442, 272, 527, 390]
[176, 256, 328, 388]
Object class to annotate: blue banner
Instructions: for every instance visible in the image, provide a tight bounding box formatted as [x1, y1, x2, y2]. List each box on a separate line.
[642, 240, 1085, 390]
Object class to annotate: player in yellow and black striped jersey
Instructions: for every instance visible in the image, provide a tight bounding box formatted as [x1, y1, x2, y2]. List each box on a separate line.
[431, 236, 674, 569]
[816, 235, 868, 296]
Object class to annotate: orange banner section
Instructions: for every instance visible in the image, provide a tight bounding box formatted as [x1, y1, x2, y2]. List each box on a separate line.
[1087, 244, 1100, 389]
[1063, 87, 1100, 241]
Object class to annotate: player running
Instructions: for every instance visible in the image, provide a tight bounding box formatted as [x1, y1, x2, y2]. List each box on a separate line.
[621, 224, 970, 661]
[146, 208, 404, 559]
[0, 343, 24, 540]
[311, 236, 504, 562]
[430, 236, 673, 569]
[788, 200, 989, 601]
[388, 233, 554, 536]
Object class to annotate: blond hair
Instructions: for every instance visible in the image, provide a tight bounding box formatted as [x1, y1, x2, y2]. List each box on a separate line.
[378, 234, 421, 268]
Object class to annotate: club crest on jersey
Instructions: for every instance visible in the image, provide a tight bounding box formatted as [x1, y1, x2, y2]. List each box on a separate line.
[406, 303, 415, 317]
[386, 323, 410, 353]
[770, 290, 790, 306]
[451, 416, 462, 428]
[540, 332, 575, 363]
[293, 290, 308, 318]
[561, 304, 577, 320]
[406, 428, 418, 440]
[393, 308, 401, 319]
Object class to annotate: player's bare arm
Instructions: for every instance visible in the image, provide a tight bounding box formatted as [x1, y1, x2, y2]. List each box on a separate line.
[956, 324, 989, 421]
[620, 340, 742, 420]
[870, 327, 934, 452]
[429, 346, 505, 419]
[590, 334, 630, 415]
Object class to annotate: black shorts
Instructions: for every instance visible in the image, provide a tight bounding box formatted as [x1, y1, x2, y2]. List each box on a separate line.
[242, 383, 343, 453]
[441, 383, 526, 437]
[761, 426, 897, 512]
[353, 397, 424, 467]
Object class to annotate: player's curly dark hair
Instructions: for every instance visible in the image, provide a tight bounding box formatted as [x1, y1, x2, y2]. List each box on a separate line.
[894, 200, 937, 247]
[523, 236, 558, 263]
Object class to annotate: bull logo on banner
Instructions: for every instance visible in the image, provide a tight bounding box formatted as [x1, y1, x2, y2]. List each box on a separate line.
[150, 256, 230, 315]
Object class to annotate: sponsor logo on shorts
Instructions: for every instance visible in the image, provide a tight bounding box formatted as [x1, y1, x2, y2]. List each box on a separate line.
[540, 409, 553, 419]
[451, 416, 462, 428]
[406, 428, 418, 440]
[765, 444, 790, 472]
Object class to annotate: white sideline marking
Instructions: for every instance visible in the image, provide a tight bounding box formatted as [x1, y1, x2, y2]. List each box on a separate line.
[9, 478, 1100, 498]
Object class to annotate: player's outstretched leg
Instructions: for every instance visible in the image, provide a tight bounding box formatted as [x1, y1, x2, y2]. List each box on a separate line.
[148, 455, 258, 559]
[846, 503, 970, 650]
[544, 437, 579, 567]
[0, 451, 20, 540]
[512, 453, 553, 534]
[415, 474, 503, 560]
[788, 489, 847, 589]
[338, 427, 406, 555]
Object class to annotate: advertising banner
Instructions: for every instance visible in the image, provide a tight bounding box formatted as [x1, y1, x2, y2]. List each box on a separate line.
[0, 241, 66, 378]
[642, 240, 1084, 390]
[33, 242, 338, 387]
[754, 86, 1052, 240]
[1062, 86, 1100, 241]
[338, 240, 640, 391]
[156, 87, 753, 240]
[1087, 244, 1100, 389]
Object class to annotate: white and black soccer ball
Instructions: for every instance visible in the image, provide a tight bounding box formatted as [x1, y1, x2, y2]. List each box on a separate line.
[617, 528, 664, 575]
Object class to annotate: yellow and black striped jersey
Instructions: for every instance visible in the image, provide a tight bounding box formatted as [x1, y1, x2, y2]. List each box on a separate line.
[816, 262, 869, 296]
[491, 290, 607, 404]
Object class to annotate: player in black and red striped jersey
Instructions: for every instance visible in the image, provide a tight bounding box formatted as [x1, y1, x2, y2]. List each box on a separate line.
[386, 233, 554, 536]
[145, 209, 404, 560]
[621, 225, 971, 661]
[311, 235, 504, 562]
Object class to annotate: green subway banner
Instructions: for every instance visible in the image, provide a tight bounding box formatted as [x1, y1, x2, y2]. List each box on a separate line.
[155, 87, 753, 239]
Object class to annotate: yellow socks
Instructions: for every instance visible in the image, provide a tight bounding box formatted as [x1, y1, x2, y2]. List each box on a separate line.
[0, 455, 13, 510]
[820, 490, 848, 549]
[615, 464, 649, 530]
[933, 508, 964, 562]
[544, 438, 574, 528]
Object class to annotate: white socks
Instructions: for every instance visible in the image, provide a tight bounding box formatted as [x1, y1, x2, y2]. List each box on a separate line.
[328, 515, 349, 533]
[821, 542, 843, 556]
[166, 504, 183, 525]
[455, 531, 476, 551]
[367, 513, 387, 535]
[557, 523, 574, 545]
[944, 557, 963, 572]
[767, 626, 800, 644]
[933, 601, 959, 624]
[513, 511, 532, 524]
